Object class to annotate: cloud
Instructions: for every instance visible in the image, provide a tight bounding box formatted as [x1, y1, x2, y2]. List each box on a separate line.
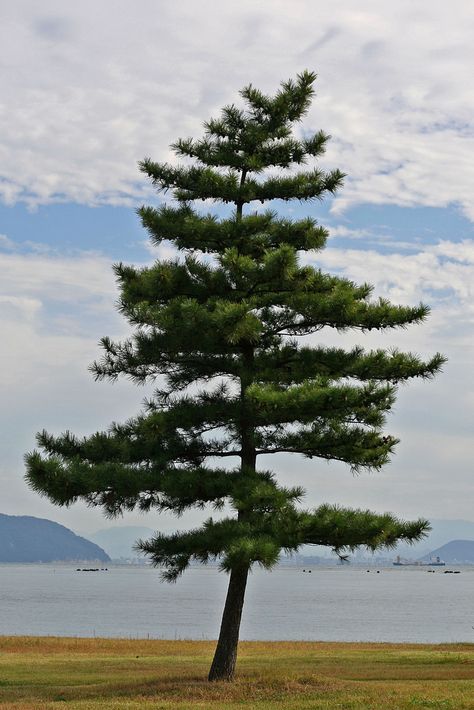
[33, 16, 74, 42]
[0, 250, 116, 309]
[0, 246, 148, 529]
[0, 1, 473, 219]
[310, 243, 474, 325]
[0, 250, 120, 384]
[325, 226, 371, 240]
[0, 295, 42, 322]
[433, 240, 474, 264]
[0, 234, 16, 250]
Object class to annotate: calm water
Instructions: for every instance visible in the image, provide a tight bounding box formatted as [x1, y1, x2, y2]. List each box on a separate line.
[1, 564, 473, 643]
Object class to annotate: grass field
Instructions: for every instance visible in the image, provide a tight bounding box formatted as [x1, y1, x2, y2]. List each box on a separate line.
[0, 637, 473, 709]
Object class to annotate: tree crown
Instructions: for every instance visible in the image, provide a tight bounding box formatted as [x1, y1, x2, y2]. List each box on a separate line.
[25, 72, 445, 579]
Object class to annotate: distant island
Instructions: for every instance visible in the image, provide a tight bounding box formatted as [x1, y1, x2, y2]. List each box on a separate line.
[420, 539, 474, 564]
[0, 514, 110, 563]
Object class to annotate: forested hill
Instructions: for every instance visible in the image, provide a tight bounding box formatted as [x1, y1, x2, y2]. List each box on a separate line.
[421, 539, 474, 564]
[0, 514, 110, 563]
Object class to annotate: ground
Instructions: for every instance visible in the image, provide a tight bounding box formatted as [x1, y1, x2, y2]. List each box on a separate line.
[0, 637, 473, 709]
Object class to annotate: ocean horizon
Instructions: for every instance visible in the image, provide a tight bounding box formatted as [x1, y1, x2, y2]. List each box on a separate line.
[2, 564, 473, 644]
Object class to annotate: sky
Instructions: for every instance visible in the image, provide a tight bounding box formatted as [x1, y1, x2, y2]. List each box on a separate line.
[1, 0, 473, 537]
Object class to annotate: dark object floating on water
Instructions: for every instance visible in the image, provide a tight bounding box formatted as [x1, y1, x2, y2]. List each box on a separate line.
[76, 568, 108, 572]
[443, 570, 461, 574]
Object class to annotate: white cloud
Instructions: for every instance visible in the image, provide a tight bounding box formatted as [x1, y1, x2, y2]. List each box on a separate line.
[142, 239, 181, 261]
[0, 234, 16, 250]
[309, 243, 474, 321]
[0, 295, 42, 322]
[0, 247, 147, 529]
[433, 240, 474, 264]
[0, 250, 119, 382]
[325, 226, 371, 240]
[0, 1, 474, 219]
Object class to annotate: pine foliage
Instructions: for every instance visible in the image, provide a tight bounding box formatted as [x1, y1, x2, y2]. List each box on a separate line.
[25, 71, 445, 580]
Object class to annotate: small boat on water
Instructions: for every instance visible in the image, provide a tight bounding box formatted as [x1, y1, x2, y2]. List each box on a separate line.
[393, 555, 446, 567]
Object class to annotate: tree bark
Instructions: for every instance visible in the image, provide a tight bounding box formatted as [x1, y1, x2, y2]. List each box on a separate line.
[208, 564, 249, 681]
[208, 165, 252, 683]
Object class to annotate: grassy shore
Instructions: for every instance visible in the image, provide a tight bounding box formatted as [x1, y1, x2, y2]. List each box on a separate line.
[0, 637, 473, 709]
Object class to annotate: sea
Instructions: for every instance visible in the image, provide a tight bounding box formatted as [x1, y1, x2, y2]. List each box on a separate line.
[1, 564, 473, 643]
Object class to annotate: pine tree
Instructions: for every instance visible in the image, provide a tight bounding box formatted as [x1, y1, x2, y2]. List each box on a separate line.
[25, 71, 445, 681]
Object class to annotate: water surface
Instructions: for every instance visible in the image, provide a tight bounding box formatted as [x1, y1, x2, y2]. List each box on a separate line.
[1, 564, 473, 643]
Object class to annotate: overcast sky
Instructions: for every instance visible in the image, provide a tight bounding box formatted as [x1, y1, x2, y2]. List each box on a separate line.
[1, 1, 473, 536]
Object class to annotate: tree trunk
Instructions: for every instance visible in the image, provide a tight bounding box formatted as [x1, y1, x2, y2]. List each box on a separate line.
[208, 565, 249, 681]
[208, 187, 253, 682]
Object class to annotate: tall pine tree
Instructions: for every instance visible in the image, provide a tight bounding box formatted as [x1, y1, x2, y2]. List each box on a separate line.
[25, 72, 445, 681]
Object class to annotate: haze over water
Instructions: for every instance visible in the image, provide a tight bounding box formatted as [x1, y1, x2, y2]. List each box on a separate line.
[2, 565, 473, 643]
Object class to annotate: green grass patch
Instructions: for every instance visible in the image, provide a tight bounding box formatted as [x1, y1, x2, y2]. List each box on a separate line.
[0, 637, 473, 709]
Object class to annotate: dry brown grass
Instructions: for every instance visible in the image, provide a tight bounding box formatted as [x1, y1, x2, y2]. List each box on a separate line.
[0, 636, 473, 709]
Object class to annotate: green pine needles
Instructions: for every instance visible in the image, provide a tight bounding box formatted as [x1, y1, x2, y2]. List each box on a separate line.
[25, 71, 445, 681]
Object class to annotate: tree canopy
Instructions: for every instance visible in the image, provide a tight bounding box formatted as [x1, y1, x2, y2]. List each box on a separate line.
[25, 71, 445, 680]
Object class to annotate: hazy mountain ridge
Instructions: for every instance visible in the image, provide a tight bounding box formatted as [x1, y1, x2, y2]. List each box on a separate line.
[0, 514, 110, 563]
[393, 519, 474, 559]
[2, 515, 471, 565]
[88, 526, 154, 560]
[420, 540, 474, 564]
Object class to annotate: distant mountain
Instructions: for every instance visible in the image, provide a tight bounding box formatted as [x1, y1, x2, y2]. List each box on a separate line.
[420, 540, 474, 564]
[392, 519, 474, 559]
[88, 526, 154, 560]
[0, 514, 110, 563]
